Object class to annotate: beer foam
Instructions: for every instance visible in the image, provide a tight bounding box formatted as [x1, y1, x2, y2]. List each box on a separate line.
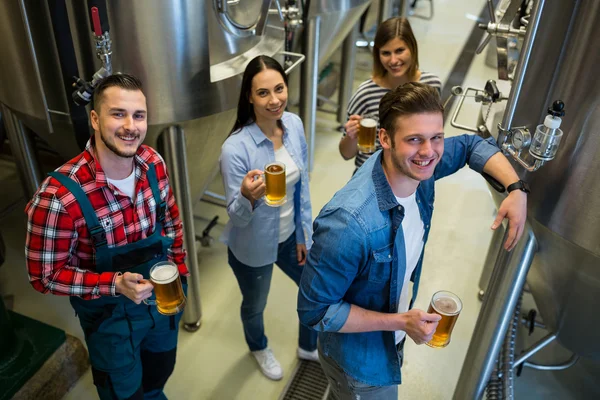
[433, 297, 459, 315]
[361, 118, 377, 128]
[151, 264, 178, 283]
[265, 162, 285, 174]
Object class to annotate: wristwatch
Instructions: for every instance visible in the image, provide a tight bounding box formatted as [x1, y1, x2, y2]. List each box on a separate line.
[507, 180, 530, 194]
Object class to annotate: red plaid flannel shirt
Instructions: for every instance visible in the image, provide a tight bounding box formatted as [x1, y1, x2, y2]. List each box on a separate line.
[25, 138, 188, 299]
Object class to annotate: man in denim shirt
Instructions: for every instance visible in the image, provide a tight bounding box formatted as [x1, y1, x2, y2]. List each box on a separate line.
[297, 83, 527, 399]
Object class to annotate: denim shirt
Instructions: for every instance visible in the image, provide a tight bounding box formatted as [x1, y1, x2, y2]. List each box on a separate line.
[298, 134, 499, 386]
[220, 112, 313, 267]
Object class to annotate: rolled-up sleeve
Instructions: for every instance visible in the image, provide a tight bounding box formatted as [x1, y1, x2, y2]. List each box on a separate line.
[220, 142, 255, 227]
[297, 206, 367, 332]
[435, 135, 500, 179]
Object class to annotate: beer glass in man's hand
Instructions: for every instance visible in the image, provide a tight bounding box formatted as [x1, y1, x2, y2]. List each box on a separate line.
[264, 161, 286, 207]
[358, 118, 378, 153]
[144, 261, 186, 315]
[426, 290, 462, 348]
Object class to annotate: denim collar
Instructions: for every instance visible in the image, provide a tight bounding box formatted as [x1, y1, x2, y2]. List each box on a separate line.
[371, 152, 400, 212]
[247, 118, 288, 146]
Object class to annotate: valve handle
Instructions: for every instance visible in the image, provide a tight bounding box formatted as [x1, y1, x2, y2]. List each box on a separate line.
[91, 7, 102, 36]
[548, 100, 565, 117]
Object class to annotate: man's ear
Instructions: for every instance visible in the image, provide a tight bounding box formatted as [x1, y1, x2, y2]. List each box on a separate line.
[379, 127, 392, 150]
[90, 110, 100, 132]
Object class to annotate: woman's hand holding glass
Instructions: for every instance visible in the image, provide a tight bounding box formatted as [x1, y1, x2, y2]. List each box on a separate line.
[344, 114, 362, 140]
[241, 169, 266, 204]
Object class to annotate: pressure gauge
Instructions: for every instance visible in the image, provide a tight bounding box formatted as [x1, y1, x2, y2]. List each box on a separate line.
[511, 128, 531, 150]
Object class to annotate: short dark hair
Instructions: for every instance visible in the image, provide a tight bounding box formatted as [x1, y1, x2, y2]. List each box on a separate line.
[230, 55, 288, 135]
[373, 17, 419, 80]
[93, 73, 144, 112]
[379, 82, 443, 143]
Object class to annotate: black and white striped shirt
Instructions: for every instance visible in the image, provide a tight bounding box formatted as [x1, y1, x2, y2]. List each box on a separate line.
[344, 72, 442, 169]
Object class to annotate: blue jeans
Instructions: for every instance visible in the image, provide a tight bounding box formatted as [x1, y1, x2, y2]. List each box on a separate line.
[228, 233, 317, 352]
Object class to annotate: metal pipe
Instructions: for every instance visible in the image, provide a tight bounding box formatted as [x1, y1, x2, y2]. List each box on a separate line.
[337, 24, 358, 124]
[378, 0, 396, 24]
[499, 0, 545, 141]
[201, 191, 227, 208]
[299, 15, 320, 172]
[158, 125, 202, 332]
[513, 333, 557, 367]
[0, 103, 42, 199]
[453, 226, 537, 400]
[523, 354, 579, 371]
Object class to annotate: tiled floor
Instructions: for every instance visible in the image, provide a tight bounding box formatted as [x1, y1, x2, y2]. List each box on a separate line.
[1, 0, 598, 399]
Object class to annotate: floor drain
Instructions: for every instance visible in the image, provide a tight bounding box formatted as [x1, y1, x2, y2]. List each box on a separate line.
[279, 360, 332, 400]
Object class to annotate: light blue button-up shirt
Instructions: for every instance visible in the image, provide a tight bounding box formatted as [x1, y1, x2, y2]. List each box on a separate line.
[220, 112, 313, 267]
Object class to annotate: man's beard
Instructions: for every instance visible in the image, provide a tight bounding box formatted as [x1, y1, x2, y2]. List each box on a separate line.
[100, 130, 140, 158]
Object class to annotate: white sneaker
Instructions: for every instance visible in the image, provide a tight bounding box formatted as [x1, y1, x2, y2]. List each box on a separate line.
[252, 348, 283, 380]
[297, 347, 319, 362]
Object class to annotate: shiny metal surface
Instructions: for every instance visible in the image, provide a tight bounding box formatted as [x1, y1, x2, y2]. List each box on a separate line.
[0, 0, 55, 134]
[158, 126, 202, 330]
[493, 0, 600, 359]
[0, 104, 42, 199]
[337, 24, 358, 124]
[453, 227, 537, 400]
[300, 15, 320, 172]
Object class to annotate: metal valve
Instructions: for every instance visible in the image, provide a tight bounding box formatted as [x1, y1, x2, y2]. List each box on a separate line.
[448, 79, 508, 135]
[499, 100, 566, 172]
[476, 0, 528, 80]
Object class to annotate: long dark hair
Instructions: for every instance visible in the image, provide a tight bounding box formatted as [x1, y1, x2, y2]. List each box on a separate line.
[229, 55, 288, 135]
[372, 17, 419, 81]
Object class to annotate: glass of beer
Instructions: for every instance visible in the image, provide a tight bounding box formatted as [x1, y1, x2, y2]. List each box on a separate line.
[144, 261, 186, 316]
[426, 290, 462, 348]
[264, 161, 286, 207]
[357, 117, 378, 153]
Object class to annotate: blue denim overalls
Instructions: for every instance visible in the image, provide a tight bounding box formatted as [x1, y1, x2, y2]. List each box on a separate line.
[50, 164, 186, 400]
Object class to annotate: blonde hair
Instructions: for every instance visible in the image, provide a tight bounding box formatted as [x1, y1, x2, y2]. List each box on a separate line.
[372, 17, 419, 81]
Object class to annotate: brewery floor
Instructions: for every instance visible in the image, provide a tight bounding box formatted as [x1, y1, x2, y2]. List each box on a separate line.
[0, 0, 597, 399]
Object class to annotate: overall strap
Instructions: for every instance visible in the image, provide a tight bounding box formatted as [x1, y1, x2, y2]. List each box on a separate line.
[146, 163, 166, 224]
[48, 172, 108, 248]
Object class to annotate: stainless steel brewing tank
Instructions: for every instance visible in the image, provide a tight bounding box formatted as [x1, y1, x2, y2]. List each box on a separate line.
[492, 0, 600, 360]
[68, 0, 284, 201]
[288, 0, 371, 103]
[0, 0, 284, 202]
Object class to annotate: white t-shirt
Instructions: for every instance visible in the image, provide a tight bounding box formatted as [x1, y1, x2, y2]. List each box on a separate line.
[107, 169, 136, 201]
[394, 192, 425, 344]
[275, 145, 300, 243]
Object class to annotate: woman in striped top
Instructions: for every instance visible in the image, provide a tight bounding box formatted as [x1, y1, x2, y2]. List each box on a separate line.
[339, 17, 442, 170]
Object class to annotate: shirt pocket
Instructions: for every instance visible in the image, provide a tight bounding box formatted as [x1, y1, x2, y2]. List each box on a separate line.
[99, 211, 127, 247]
[368, 245, 396, 283]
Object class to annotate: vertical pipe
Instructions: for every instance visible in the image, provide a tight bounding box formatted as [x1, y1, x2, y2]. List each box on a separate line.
[499, 0, 545, 142]
[337, 24, 358, 124]
[453, 226, 537, 399]
[300, 15, 320, 172]
[158, 126, 202, 332]
[1, 104, 42, 199]
[378, 0, 395, 23]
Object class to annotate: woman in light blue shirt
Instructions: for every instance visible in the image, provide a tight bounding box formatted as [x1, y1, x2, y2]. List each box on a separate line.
[219, 55, 316, 381]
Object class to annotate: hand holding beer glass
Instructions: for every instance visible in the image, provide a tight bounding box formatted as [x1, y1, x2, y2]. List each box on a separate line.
[426, 290, 462, 348]
[144, 261, 186, 316]
[263, 161, 286, 207]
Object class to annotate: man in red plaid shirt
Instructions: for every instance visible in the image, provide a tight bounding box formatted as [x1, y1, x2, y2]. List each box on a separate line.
[25, 74, 188, 400]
